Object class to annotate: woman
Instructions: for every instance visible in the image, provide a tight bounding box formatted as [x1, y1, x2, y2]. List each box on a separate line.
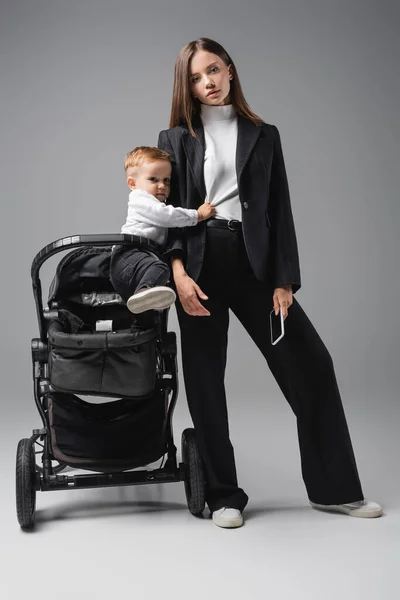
[157, 38, 382, 528]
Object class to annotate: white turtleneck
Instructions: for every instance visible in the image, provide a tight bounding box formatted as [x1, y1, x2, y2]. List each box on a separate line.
[200, 103, 241, 222]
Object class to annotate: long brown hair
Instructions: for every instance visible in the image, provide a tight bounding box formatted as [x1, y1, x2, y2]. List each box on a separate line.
[169, 38, 263, 136]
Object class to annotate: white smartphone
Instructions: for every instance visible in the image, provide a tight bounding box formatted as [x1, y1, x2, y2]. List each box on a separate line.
[270, 307, 285, 345]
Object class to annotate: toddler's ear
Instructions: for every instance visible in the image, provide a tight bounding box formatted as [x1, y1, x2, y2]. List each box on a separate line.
[127, 176, 135, 190]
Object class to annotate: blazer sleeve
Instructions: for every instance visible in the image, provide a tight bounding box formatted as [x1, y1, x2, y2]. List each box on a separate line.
[268, 125, 301, 293]
[157, 129, 187, 261]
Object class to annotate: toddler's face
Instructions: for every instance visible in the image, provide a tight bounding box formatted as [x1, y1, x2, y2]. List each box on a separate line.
[128, 159, 171, 201]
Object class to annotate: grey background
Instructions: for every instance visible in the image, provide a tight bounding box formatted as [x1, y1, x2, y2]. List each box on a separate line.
[1, 1, 399, 599]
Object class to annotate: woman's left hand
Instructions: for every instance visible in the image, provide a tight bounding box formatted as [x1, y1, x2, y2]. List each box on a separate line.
[273, 285, 293, 319]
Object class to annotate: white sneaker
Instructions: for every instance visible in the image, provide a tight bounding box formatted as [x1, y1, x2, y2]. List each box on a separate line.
[212, 507, 244, 528]
[127, 286, 176, 314]
[310, 498, 383, 518]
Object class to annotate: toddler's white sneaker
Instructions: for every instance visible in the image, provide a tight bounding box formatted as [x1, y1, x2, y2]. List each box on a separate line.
[127, 286, 176, 314]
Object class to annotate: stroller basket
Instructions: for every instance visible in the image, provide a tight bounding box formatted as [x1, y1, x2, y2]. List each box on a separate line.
[48, 391, 166, 470]
[48, 312, 158, 397]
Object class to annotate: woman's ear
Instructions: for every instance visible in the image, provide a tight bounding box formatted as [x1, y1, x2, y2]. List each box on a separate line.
[228, 64, 234, 81]
[127, 176, 136, 190]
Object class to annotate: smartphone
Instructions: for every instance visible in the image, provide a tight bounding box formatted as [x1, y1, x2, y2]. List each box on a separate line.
[270, 308, 285, 345]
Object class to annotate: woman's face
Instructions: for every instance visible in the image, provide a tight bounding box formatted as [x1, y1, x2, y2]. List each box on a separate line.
[189, 50, 233, 106]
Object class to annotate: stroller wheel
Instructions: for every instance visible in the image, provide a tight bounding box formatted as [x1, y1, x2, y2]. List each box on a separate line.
[16, 438, 37, 530]
[182, 428, 205, 516]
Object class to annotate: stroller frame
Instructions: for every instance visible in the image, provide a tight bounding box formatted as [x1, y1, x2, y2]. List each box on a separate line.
[16, 234, 205, 529]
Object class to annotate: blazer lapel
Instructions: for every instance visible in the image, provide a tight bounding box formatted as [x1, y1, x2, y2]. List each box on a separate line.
[236, 114, 262, 183]
[182, 112, 262, 201]
[182, 121, 207, 202]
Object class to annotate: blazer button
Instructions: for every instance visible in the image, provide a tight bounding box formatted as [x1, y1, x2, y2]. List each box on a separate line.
[243, 202, 249, 209]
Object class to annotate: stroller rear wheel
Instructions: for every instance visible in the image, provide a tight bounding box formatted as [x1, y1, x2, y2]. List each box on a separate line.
[182, 428, 205, 515]
[16, 438, 37, 530]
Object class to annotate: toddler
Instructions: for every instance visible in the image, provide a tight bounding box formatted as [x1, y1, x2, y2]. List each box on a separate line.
[110, 146, 215, 313]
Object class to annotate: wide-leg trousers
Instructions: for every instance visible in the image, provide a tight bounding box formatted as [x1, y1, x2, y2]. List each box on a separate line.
[175, 225, 364, 512]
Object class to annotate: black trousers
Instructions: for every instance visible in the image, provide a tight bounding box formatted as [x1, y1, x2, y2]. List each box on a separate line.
[176, 226, 364, 512]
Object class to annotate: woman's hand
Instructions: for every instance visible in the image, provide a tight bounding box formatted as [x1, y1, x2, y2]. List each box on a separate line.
[171, 257, 210, 316]
[273, 285, 293, 319]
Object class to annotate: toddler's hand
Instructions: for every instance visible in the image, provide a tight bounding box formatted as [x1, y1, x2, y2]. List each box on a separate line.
[197, 202, 216, 222]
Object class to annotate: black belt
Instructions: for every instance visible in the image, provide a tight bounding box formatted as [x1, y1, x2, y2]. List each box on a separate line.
[206, 219, 242, 232]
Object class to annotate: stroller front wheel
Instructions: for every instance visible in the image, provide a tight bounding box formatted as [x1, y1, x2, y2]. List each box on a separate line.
[16, 438, 37, 530]
[181, 428, 206, 516]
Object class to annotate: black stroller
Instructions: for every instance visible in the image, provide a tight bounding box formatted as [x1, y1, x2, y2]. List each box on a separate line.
[16, 234, 206, 530]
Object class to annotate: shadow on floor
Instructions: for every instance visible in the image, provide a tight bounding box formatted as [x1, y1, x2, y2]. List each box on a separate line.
[33, 497, 192, 530]
[243, 502, 310, 521]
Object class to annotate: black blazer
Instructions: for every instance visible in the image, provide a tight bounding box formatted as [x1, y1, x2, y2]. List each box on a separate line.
[157, 114, 301, 293]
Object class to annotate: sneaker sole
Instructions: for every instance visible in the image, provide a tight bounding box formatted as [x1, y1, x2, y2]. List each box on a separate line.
[127, 288, 176, 314]
[310, 502, 383, 518]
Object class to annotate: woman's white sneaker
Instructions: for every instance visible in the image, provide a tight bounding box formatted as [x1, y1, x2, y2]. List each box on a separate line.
[127, 286, 176, 314]
[310, 499, 383, 518]
[212, 507, 244, 528]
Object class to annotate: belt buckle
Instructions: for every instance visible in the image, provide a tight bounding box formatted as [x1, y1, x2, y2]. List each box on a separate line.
[228, 219, 238, 231]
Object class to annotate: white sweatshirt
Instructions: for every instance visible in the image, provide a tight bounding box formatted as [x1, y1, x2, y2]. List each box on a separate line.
[121, 189, 198, 246]
[201, 103, 242, 222]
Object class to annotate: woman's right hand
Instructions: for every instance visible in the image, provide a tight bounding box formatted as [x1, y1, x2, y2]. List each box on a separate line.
[171, 258, 210, 316]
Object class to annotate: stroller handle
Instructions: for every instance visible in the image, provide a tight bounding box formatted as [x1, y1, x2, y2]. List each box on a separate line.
[31, 234, 147, 341]
[31, 234, 150, 277]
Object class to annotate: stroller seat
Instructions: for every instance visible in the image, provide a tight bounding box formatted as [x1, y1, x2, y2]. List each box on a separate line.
[43, 243, 167, 470]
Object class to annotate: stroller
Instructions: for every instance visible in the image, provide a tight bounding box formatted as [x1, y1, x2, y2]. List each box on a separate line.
[16, 234, 206, 530]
